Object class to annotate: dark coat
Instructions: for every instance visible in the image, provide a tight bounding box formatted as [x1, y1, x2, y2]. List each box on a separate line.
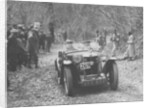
[26, 30, 39, 54]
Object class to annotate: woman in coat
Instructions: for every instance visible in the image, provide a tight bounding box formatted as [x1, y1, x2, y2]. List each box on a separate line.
[124, 32, 136, 60]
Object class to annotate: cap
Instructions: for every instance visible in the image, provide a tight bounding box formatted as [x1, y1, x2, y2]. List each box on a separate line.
[10, 28, 19, 33]
[17, 24, 25, 30]
[33, 22, 41, 31]
[66, 39, 73, 44]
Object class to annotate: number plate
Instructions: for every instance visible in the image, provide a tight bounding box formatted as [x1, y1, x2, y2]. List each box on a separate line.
[80, 61, 94, 70]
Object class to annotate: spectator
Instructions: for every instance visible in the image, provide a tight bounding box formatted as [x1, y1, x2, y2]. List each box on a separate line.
[96, 30, 105, 50]
[26, 22, 40, 68]
[45, 33, 52, 52]
[114, 29, 120, 50]
[39, 31, 46, 51]
[124, 32, 136, 61]
[111, 33, 117, 56]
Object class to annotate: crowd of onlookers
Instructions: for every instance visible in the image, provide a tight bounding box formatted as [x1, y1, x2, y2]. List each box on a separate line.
[95, 28, 136, 60]
[63, 27, 136, 61]
[7, 22, 53, 72]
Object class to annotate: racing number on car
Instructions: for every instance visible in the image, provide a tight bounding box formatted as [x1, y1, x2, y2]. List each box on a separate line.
[80, 61, 94, 70]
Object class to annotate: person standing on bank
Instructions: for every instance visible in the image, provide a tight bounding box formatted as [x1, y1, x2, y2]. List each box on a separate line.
[39, 31, 46, 51]
[26, 22, 40, 68]
[46, 32, 52, 52]
[114, 29, 120, 50]
[111, 32, 117, 57]
[96, 30, 104, 50]
[124, 32, 136, 61]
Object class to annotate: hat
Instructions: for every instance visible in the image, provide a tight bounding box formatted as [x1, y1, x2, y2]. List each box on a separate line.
[66, 39, 73, 44]
[33, 22, 41, 31]
[17, 24, 25, 31]
[10, 28, 19, 33]
[34, 22, 40, 27]
[17, 24, 23, 27]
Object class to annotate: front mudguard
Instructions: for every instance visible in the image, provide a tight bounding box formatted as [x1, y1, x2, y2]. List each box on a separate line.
[55, 58, 63, 71]
[59, 60, 72, 84]
[102, 60, 116, 74]
[62, 60, 79, 86]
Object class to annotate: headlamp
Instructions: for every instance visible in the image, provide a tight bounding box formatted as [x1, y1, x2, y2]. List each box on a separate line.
[73, 55, 82, 63]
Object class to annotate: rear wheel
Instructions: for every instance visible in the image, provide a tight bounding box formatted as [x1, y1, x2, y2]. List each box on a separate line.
[109, 62, 118, 90]
[63, 67, 73, 96]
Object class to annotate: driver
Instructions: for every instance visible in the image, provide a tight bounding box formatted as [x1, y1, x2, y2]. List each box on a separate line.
[65, 39, 76, 51]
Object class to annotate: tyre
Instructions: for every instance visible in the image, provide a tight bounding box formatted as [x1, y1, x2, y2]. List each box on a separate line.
[109, 62, 118, 90]
[63, 67, 73, 96]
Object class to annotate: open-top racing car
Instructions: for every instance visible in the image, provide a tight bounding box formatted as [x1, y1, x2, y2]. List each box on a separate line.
[55, 40, 118, 96]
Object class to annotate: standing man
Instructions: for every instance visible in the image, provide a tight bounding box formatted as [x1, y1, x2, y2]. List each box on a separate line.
[95, 30, 100, 45]
[46, 33, 52, 52]
[114, 29, 120, 50]
[16, 24, 28, 68]
[63, 30, 68, 42]
[49, 22, 55, 43]
[7, 28, 19, 71]
[96, 30, 105, 50]
[110, 29, 121, 56]
[39, 31, 46, 51]
[26, 22, 40, 68]
[102, 28, 107, 46]
[111, 32, 117, 56]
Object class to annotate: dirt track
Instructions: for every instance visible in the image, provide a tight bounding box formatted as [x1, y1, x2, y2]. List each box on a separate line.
[7, 44, 143, 107]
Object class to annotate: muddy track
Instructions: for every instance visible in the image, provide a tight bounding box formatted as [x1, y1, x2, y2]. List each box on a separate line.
[7, 44, 143, 107]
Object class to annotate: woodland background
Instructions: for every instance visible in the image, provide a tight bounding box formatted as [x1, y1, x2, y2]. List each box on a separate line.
[7, 0, 143, 56]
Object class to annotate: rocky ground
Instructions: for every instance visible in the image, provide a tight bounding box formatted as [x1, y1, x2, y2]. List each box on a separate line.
[7, 44, 143, 107]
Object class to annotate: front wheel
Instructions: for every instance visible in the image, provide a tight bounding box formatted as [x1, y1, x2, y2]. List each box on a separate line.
[63, 67, 73, 96]
[109, 62, 118, 90]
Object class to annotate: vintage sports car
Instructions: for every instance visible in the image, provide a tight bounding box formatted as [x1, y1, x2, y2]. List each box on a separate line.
[55, 40, 119, 96]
